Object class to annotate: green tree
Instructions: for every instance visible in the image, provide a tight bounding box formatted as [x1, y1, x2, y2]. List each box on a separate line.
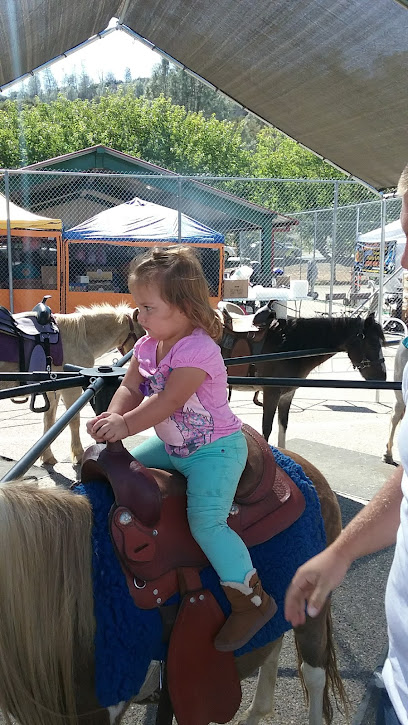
[145, 60, 240, 121]
[42, 68, 59, 102]
[0, 93, 251, 175]
[27, 74, 42, 100]
[61, 71, 79, 101]
[78, 65, 94, 100]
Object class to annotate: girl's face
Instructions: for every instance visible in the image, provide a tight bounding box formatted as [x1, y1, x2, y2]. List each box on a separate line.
[130, 282, 193, 343]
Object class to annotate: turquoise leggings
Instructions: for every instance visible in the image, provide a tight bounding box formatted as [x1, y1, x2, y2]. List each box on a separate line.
[131, 430, 253, 583]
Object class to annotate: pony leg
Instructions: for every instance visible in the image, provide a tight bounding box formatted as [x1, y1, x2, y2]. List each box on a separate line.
[277, 390, 296, 449]
[41, 391, 60, 465]
[384, 394, 405, 465]
[261, 387, 281, 442]
[237, 636, 283, 725]
[301, 661, 326, 725]
[61, 386, 85, 464]
[294, 602, 347, 725]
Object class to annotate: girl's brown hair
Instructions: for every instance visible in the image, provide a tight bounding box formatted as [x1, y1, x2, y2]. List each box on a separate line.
[128, 246, 223, 341]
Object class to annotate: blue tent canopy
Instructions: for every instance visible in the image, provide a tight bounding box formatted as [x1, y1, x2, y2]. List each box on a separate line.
[64, 197, 224, 245]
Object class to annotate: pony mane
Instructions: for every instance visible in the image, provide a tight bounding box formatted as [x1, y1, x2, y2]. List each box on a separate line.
[54, 303, 139, 355]
[0, 483, 94, 725]
[273, 316, 364, 350]
[74, 302, 134, 320]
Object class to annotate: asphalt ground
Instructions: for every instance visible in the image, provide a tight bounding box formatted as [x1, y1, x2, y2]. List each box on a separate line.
[0, 342, 400, 724]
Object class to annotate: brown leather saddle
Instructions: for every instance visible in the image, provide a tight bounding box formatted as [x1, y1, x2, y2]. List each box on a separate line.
[81, 424, 305, 609]
[81, 423, 305, 725]
[218, 301, 276, 377]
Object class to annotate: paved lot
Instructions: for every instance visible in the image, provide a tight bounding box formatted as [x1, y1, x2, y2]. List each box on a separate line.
[0, 342, 400, 724]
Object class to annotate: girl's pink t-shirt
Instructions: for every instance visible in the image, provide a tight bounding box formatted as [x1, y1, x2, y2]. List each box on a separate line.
[133, 327, 241, 457]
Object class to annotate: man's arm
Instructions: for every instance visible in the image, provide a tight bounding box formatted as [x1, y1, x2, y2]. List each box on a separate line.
[284, 465, 403, 627]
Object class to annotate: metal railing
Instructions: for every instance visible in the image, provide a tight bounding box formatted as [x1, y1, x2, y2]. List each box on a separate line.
[0, 343, 401, 482]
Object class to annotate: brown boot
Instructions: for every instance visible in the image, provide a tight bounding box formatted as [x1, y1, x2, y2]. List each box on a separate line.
[214, 569, 277, 652]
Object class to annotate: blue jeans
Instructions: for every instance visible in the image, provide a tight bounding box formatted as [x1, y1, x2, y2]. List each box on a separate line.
[131, 430, 253, 583]
[376, 689, 402, 725]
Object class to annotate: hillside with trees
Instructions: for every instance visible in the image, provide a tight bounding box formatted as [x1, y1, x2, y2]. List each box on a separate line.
[1, 56, 377, 234]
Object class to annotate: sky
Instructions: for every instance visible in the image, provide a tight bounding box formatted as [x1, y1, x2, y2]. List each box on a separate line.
[9, 22, 163, 92]
[48, 28, 161, 83]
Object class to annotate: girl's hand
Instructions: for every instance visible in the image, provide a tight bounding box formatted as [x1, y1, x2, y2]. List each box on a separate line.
[88, 412, 129, 443]
[86, 414, 106, 436]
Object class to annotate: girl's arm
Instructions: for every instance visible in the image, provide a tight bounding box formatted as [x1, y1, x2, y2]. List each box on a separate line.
[86, 356, 144, 437]
[107, 355, 145, 414]
[123, 367, 207, 434]
[91, 367, 207, 442]
[284, 464, 403, 627]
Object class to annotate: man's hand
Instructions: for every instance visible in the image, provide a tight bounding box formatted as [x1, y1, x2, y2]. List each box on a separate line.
[284, 546, 349, 627]
[87, 412, 129, 443]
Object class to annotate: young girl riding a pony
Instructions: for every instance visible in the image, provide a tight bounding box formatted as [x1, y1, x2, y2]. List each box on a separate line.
[87, 246, 276, 651]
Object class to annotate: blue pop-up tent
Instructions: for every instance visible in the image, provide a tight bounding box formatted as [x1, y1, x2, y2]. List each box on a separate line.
[64, 197, 224, 244]
[63, 197, 224, 310]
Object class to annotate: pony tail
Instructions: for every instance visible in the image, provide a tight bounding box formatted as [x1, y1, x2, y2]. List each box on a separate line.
[0, 484, 94, 725]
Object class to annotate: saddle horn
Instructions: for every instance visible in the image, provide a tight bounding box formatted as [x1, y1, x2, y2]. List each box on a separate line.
[32, 295, 53, 326]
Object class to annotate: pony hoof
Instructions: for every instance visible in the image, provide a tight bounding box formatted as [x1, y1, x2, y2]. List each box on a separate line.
[71, 451, 84, 465]
[41, 453, 57, 466]
[236, 708, 265, 725]
[383, 454, 398, 466]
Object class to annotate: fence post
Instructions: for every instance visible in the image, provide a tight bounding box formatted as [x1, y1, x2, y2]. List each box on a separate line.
[178, 176, 182, 243]
[328, 181, 339, 317]
[377, 195, 386, 327]
[5, 170, 14, 313]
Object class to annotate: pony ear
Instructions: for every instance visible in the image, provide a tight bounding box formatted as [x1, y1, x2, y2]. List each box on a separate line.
[364, 312, 375, 328]
[132, 308, 139, 321]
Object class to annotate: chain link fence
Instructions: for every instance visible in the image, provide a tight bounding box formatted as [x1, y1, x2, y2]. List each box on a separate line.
[0, 169, 403, 324]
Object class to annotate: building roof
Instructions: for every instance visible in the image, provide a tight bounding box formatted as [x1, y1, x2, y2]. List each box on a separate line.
[15, 145, 297, 235]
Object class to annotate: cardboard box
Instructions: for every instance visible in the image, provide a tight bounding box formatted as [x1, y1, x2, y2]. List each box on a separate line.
[87, 270, 113, 281]
[276, 275, 290, 287]
[41, 265, 57, 288]
[223, 279, 249, 298]
[87, 281, 114, 291]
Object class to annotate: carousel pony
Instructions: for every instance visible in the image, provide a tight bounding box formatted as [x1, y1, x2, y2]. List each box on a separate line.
[0, 303, 144, 465]
[0, 438, 347, 725]
[221, 306, 386, 446]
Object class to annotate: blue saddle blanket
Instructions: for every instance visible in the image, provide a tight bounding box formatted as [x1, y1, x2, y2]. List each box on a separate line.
[75, 447, 327, 708]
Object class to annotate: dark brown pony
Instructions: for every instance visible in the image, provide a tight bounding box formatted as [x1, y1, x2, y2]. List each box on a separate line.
[246, 312, 386, 446]
[0, 449, 346, 725]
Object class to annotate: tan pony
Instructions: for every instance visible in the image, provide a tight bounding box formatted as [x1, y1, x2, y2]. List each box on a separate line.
[0, 304, 144, 466]
[0, 451, 347, 725]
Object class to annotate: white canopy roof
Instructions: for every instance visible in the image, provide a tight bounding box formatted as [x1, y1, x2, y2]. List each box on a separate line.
[0, 193, 62, 232]
[358, 219, 406, 246]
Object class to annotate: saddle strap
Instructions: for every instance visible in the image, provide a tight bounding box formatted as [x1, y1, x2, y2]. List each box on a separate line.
[167, 568, 241, 725]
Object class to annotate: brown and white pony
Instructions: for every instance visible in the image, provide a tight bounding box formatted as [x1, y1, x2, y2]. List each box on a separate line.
[0, 304, 144, 465]
[0, 450, 347, 725]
